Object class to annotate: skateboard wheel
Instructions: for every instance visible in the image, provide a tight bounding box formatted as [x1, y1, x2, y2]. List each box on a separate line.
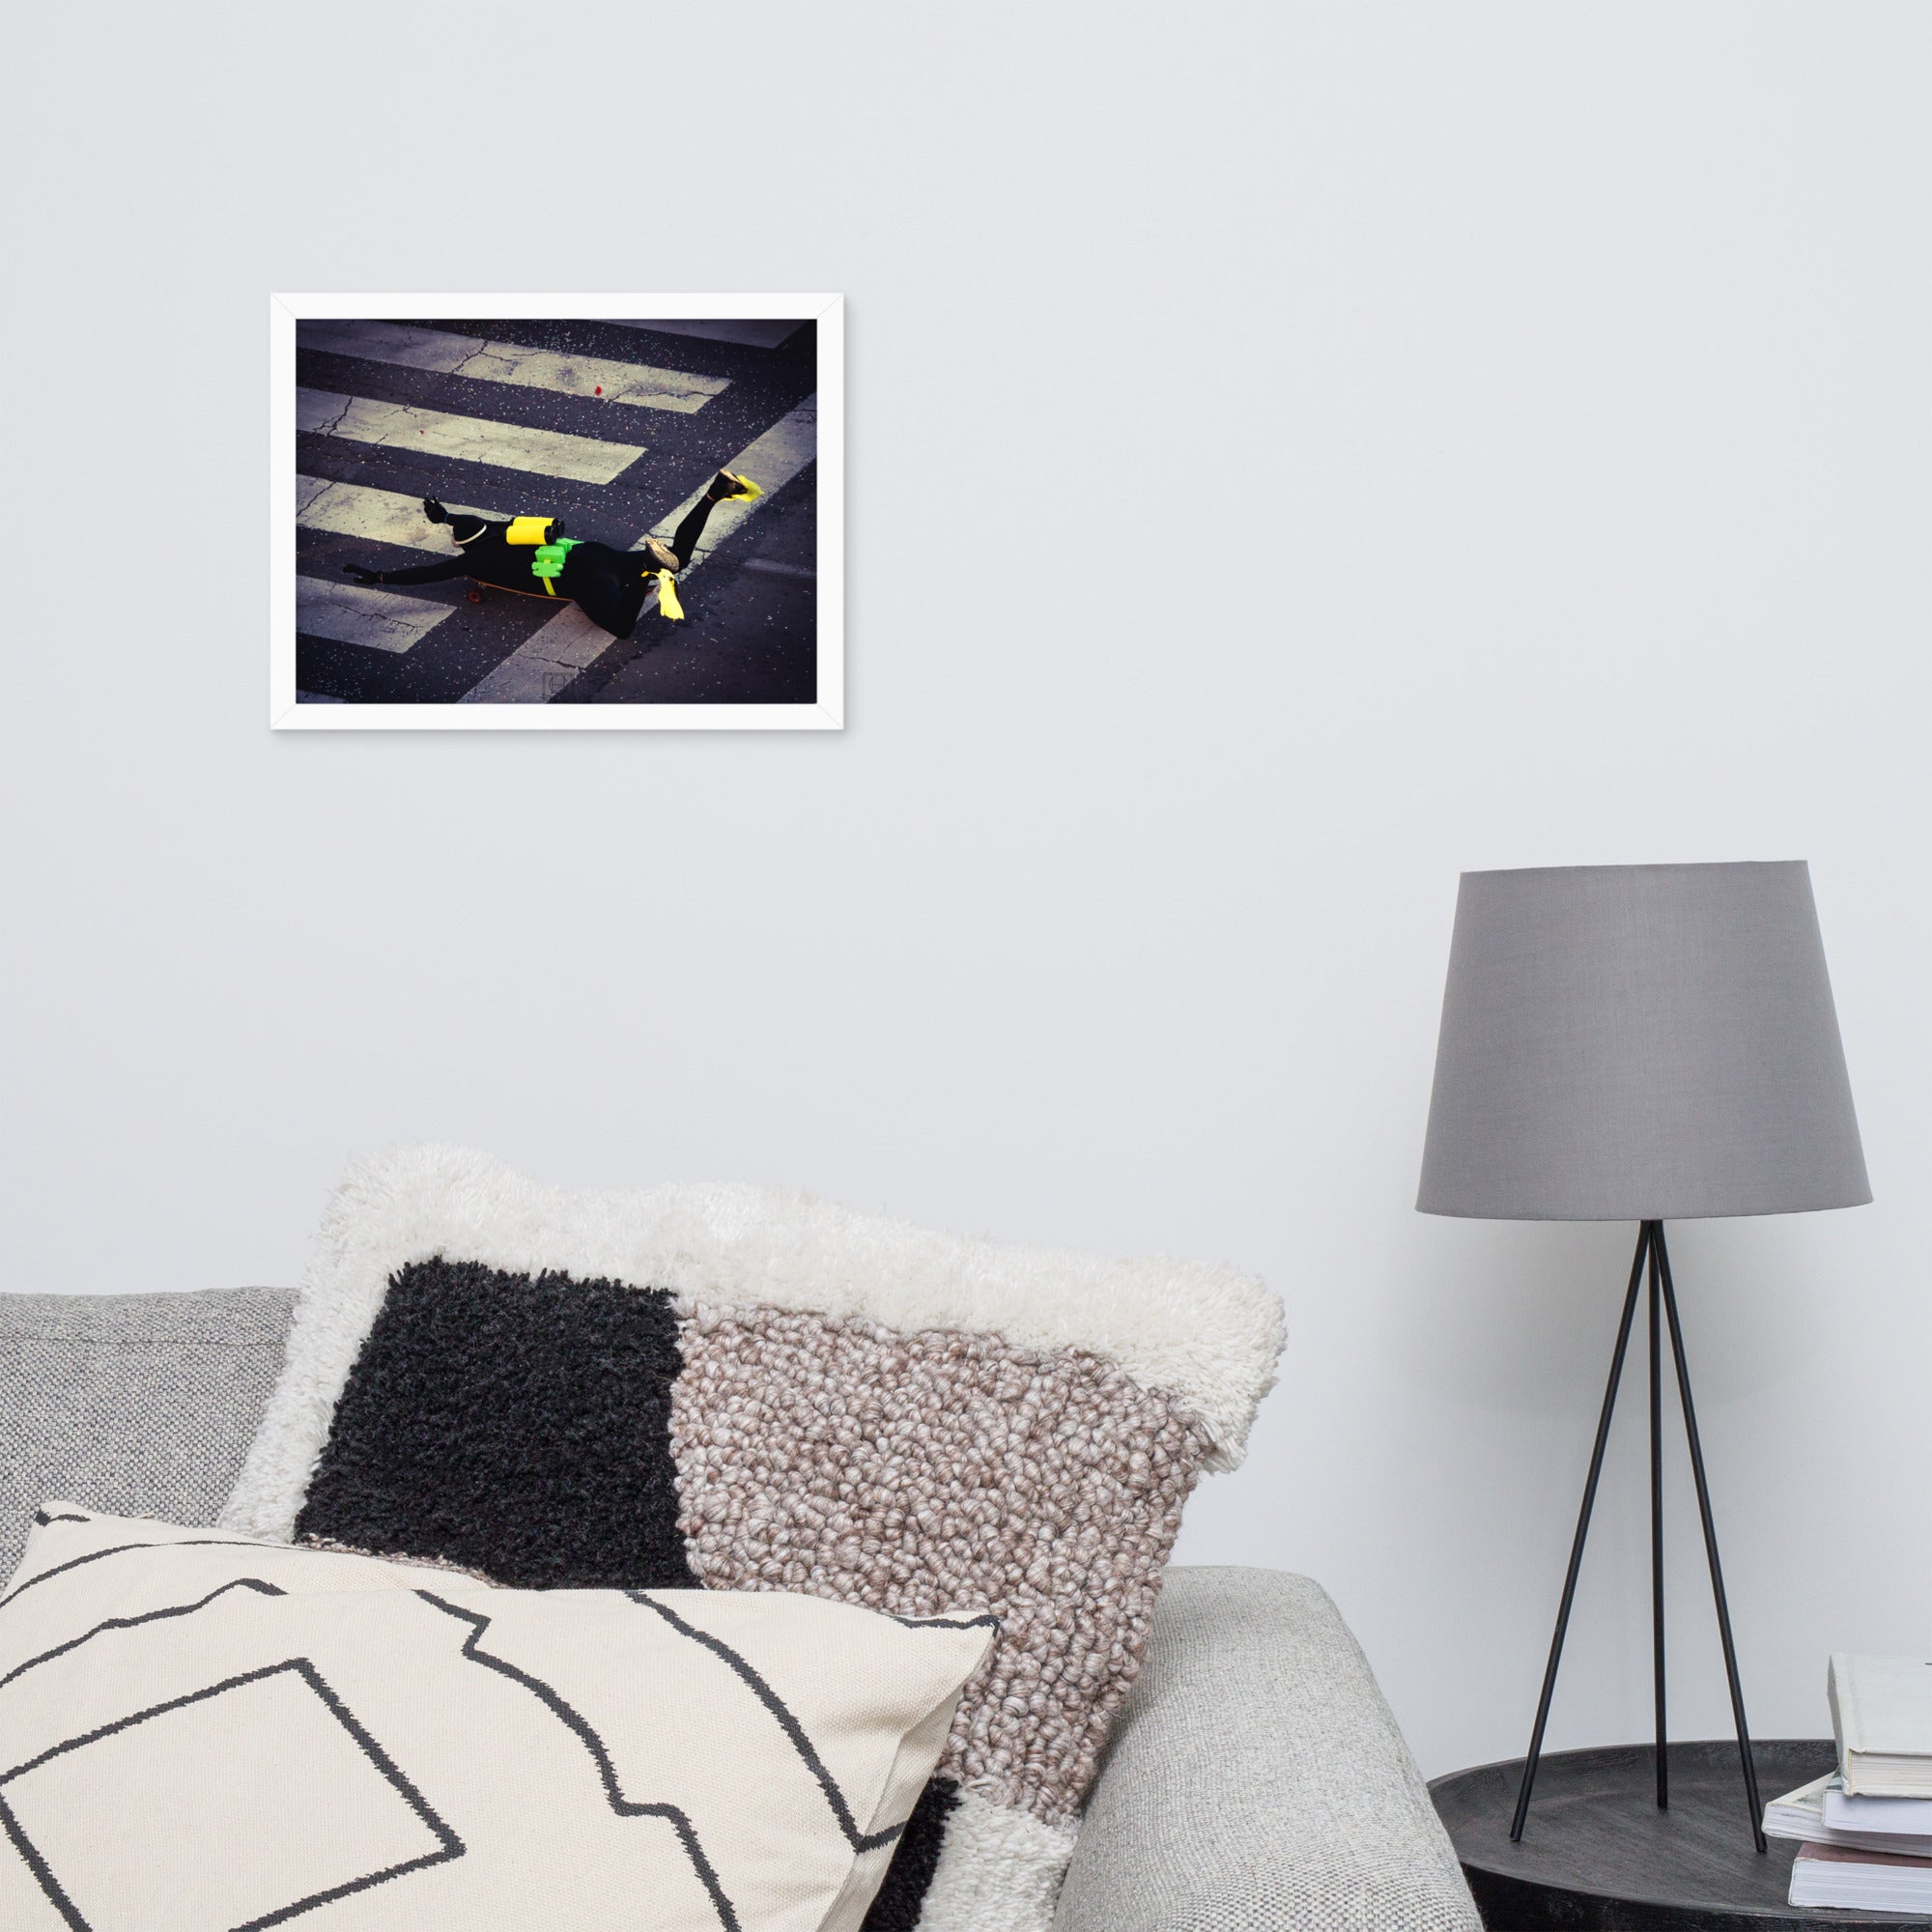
[467, 586, 484, 604]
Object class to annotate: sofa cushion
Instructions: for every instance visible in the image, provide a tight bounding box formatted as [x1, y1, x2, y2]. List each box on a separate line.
[1054, 1567, 1481, 1932]
[0, 1290, 294, 1584]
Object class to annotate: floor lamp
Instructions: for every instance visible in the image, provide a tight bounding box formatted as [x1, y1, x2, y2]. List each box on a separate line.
[1417, 862, 1869, 1849]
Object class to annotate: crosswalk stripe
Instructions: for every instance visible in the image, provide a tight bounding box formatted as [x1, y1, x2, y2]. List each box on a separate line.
[636, 400, 818, 564]
[457, 396, 818, 704]
[298, 320, 729, 413]
[296, 477, 502, 552]
[297, 388, 645, 484]
[451, 602, 623, 703]
[296, 577, 456, 654]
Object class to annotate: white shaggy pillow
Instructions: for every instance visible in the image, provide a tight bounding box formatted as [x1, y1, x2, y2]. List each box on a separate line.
[0, 1506, 994, 1932]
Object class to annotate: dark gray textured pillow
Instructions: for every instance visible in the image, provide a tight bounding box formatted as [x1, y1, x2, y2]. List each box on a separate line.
[0, 1289, 294, 1581]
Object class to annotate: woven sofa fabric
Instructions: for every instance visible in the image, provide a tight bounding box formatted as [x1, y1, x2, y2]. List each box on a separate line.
[0, 1507, 995, 1932]
[1053, 1567, 1481, 1932]
[0, 1289, 294, 1584]
[220, 1146, 1285, 1932]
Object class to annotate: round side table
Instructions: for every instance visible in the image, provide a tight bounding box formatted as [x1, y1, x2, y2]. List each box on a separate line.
[1431, 1740, 1932, 1929]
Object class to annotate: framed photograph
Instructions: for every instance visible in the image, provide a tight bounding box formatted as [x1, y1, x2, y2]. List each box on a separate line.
[270, 293, 841, 729]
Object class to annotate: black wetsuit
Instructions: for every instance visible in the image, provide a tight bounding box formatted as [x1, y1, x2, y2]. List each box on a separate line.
[352, 492, 730, 642]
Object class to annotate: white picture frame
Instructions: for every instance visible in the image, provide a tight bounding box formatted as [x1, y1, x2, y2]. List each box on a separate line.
[270, 292, 843, 729]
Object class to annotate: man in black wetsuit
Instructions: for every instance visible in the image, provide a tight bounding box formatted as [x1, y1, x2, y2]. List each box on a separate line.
[340, 469, 758, 642]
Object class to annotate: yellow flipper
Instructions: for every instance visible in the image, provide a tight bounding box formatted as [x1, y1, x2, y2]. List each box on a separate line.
[654, 571, 685, 621]
[718, 471, 762, 504]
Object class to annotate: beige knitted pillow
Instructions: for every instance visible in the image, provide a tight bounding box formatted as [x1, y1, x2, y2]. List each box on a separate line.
[221, 1147, 1284, 1932]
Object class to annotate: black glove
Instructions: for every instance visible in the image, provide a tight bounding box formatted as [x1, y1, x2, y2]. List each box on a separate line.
[342, 563, 383, 584]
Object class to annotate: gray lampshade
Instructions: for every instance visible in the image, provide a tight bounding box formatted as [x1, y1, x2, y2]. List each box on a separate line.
[1417, 862, 1869, 1221]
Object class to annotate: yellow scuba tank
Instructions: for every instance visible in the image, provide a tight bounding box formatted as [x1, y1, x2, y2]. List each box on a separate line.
[505, 516, 561, 546]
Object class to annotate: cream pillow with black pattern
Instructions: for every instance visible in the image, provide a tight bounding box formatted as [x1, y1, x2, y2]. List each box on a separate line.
[0, 1507, 994, 1932]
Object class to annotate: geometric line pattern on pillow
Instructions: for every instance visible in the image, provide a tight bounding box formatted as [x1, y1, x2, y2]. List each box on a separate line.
[627, 1594, 995, 1855]
[218, 1147, 1284, 1932]
[412, 1588, 738, 1925]
[0, 1577, 289, 1694]
[0, 1509, 996, 1932]
[0, 1538, 278, 1615]
[0, 1657, 465, 1932]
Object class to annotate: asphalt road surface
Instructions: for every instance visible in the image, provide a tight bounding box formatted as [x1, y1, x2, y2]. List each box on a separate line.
[293, 317, 819, 707]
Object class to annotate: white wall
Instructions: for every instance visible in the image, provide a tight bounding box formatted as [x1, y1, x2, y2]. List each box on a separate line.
[3, 3, 1925, 1779]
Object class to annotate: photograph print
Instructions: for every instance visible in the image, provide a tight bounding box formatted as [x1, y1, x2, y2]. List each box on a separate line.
[270, 294, 841, 729]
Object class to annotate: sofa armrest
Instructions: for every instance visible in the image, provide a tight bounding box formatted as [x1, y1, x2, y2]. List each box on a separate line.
[1054, 1566, 1479, 1932]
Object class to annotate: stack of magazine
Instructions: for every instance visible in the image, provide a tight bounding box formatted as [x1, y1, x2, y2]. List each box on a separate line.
[1763, 1654, 1932, 1913]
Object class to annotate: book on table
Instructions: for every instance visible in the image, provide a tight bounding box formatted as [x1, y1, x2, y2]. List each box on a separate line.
[1824, 1779, 1932, 1843]
[1788, 1840, 1932, 1913]
[1763, 1772, 1932, 1858]
[1830, 1654, 1932, 1797]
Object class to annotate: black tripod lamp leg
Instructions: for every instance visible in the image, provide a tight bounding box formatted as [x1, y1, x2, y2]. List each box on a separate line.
[1510, 1224, 1652, 1841]
[1654, 1226, 1768, 1854]
[1649, 1226, 1667, 1810]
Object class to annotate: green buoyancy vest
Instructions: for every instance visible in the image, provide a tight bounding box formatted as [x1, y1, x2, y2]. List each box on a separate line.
[530, 538, 581, 594]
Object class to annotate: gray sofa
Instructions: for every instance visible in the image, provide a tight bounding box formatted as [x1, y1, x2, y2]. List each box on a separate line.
[0, 1289, 1482, 1931]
